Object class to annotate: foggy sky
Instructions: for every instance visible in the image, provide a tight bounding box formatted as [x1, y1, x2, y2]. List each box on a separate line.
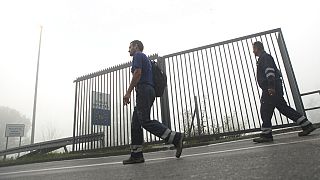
[0, 0, 319, 142]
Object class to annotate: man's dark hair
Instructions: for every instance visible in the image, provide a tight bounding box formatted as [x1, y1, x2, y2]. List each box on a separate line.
[131, 40, 144, 51]
[253, 41, 264, 51]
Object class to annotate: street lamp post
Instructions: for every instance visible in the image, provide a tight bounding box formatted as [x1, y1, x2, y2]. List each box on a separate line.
[31, 26, 43, 144]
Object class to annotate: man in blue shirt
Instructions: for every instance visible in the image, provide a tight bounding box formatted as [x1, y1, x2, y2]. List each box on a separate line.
[252, 41, 316, 143]
[123, 40, 184, 164]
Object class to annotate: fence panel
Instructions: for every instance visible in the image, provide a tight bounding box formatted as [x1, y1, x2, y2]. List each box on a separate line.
[73, 28, 303, 151]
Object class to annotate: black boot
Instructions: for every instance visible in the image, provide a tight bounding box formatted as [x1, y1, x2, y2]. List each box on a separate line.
[173, 133, 184, 158]
[253, 134, 273, 143]
[123, 152, 145, 165]
[298, 124, 317, 137]
[123, 156, 145, 165]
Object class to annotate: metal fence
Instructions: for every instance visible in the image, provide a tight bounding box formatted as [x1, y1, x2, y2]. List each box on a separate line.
[73, 28, 304, 151]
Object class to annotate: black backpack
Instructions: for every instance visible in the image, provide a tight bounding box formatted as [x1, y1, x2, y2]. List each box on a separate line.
[150, 60, 167, 97]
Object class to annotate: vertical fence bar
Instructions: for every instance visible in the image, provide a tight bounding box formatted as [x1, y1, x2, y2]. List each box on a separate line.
[224, 44, 239, 131]
[80, 81, 85, 150]
[167, 57, 177, 132]
[90, 77, 93, 149]
[185, 53, 196, 136]
[218, 45, 232, 132]
[84, 79, 89, 150]
[103, 74, 109, 148]
[108, 73, 111, 147]
[111, 72, 115, 146]
[235, 41, 251, 130]
[179, 54, 190, 134]
[277, 31, 306, 116]
[191, 51, 204, 135]
[205, 48, 219, 133]
[213, 46, 227, 133]
[208, 48, 222, 133]
[88, 78, 93, 149]
[197, 50, 209, 134]
[228, 43, 245, 131]
[98, 74, 103, 148]
[118, 70, 122, 146]
[72, 81, 78, 152]
[175, 55, 185, 133]
[159, 57, 171, 130]
[172, 55, 182, 132]
[183, 53, 195, 136]
[201, 49, 214, 134]
[122, 68, 126, 145]
[77, 81, 82, 151]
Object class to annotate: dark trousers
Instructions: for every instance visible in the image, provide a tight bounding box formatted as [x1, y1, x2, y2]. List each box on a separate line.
[131, 84, 172, 147]
[260, 83, 305, 135]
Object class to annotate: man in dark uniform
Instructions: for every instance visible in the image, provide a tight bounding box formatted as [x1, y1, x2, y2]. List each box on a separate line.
[252, 41, 316, 143]
[123, 40, 184, 164]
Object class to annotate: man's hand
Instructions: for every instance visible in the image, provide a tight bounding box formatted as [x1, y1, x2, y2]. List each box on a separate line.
[268, 88, 276, 96]
[123, 93, 131, 106]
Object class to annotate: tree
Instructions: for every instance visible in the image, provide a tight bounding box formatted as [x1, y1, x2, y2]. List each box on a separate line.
[41, 122, 60, 142]
[0, 106, 31, 151]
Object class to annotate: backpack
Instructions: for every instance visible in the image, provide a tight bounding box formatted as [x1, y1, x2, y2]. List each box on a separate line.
[150, 60, 167, 97]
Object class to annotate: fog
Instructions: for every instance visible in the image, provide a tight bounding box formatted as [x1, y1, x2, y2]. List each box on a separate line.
[0, 0, 319, 143]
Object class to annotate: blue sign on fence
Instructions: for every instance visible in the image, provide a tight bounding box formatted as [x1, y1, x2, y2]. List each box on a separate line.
[92, 92, 111, 126]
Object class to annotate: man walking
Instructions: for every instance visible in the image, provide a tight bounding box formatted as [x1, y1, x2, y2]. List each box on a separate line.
[123, 40, 184, 164]
[252, 41, 316, 143]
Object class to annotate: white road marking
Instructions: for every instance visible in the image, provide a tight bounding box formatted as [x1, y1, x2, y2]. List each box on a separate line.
[37, 130, 304, 163]
[0, 161, 123, 176]
[185, 130, 301, 150]
[181, 137, 319, 158]
[0, 136, 319, 177]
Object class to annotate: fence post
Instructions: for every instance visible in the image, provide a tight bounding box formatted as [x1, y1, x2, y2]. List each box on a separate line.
[158, 56, 172, 129]
[4, 137, 8, 160]
[277, 30, 306, 116]
[194, 96, 202, 136]
[72, 81, 78, 152]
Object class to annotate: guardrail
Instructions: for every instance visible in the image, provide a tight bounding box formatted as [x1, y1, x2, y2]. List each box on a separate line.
[301, 90, 320, 111]
[0, 133, 104, 159]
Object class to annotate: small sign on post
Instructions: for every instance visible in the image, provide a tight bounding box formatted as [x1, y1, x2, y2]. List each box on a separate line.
[4, 124, 25, 160]
[5, 124, 25, 137]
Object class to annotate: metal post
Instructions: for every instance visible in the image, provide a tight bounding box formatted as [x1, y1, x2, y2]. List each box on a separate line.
[194, 96, 201, 135]
[31, 26, 43, 144]
[4, 137, 8, 160]
[72, 81, 78, 152]
[277, 30, 306, 116]
[18, 136, 22, 157]
[158, 57, 172, 129]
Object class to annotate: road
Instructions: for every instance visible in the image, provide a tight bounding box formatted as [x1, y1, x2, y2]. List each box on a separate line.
[0, 129, 319, 180]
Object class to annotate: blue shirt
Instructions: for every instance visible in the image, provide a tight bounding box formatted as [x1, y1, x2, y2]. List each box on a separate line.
[131, 52, 154, 86]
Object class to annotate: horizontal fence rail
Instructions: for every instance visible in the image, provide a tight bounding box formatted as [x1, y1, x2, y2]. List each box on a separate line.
[73, 28, 302, 151]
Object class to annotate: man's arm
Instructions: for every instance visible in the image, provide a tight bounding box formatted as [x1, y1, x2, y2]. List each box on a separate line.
[263, 56, 276, 96]
[123, 69, 142, 105]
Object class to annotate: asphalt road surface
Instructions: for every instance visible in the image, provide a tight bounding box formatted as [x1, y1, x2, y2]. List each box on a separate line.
[1, 129, 320, 180]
